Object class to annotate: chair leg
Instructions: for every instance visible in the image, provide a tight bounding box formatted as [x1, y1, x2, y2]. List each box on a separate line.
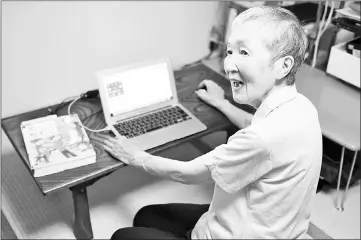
[337, 150, 358, 211]
[335, 147, 346, 211]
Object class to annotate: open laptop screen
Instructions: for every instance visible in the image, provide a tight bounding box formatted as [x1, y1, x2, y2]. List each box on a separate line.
[102, 62, 173, 117]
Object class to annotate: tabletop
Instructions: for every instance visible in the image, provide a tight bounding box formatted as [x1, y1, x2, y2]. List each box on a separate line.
[295, 64, 360, 151]
[1, 63, 250, 194]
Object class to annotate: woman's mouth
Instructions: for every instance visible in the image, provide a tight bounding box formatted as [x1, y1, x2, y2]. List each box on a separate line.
[231, 80, 244, 91]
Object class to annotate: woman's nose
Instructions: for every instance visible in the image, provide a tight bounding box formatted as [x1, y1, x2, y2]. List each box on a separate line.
[223, 56, 239, 75]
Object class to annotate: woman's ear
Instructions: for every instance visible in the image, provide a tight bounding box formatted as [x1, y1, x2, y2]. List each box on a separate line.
[274, 55, 294, 80]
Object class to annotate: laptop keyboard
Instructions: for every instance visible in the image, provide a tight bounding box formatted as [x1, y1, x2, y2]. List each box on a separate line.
[113, 106, 192, 138]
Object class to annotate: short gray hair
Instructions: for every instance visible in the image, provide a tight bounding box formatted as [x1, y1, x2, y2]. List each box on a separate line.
[232, 6, 308, 85]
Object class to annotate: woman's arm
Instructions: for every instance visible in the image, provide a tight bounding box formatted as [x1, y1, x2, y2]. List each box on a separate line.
[140, 155, 213, 185]
[195, 80, 253, 129]
[215, 99, 253, 129]
[100, 135, 213, 185]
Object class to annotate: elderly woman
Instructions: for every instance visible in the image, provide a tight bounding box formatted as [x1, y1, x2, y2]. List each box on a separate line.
[102, 6, 322, 239]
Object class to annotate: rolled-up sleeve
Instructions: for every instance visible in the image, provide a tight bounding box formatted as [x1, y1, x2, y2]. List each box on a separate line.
[196, 128, 273, 194]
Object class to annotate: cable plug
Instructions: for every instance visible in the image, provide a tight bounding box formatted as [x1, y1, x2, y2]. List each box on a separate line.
[81, 90, 99, 99]
[47, 108, 54, 115]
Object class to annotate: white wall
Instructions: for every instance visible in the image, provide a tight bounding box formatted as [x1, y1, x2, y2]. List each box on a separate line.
[2, 1, 218, 118]
[1, 3, 219, 237]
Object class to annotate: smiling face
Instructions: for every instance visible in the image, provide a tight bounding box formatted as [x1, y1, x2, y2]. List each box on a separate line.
[224, 20, 278, 108]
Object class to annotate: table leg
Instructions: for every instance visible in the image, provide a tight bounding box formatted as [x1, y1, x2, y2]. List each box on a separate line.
[336, 150, 358, 211]
[71, 186, 93, 240]
[68, 172, 113, 239]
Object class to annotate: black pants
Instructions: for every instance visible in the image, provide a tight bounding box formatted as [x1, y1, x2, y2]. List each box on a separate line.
[111, 203, 210, 239]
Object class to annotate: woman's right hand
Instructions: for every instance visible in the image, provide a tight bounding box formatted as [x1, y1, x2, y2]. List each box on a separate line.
[195, 79, 228, 109]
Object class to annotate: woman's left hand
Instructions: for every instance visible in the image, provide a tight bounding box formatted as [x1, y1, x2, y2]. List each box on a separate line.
[98, 135, 150, 167]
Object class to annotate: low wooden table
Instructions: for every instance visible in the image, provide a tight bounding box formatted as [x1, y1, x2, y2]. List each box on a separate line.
[1, 63, 251, 239]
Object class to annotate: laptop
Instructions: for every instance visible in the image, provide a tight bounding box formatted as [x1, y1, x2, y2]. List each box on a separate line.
[96, 58, 207, 150]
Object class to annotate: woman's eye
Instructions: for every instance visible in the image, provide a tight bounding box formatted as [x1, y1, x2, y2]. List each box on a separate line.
[226, 49, 232, 55]
[240, 49, 249, 56]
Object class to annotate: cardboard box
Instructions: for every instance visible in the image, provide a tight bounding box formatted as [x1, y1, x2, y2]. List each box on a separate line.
[326, 38, 360, 88]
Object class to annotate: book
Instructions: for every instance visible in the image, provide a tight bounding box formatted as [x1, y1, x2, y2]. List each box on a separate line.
[20, 114, 96, 177]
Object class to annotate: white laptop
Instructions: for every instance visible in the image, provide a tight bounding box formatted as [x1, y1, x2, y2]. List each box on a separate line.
[96, 58, 207, 150]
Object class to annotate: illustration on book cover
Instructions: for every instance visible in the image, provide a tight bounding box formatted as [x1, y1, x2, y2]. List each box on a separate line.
[21, 114, 95, 168]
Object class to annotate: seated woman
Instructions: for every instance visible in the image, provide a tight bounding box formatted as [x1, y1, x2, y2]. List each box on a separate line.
[100, 5, 322, 239]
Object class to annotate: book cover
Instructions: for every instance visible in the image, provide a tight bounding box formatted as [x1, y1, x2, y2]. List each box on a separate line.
[20, 114, 96, 177]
